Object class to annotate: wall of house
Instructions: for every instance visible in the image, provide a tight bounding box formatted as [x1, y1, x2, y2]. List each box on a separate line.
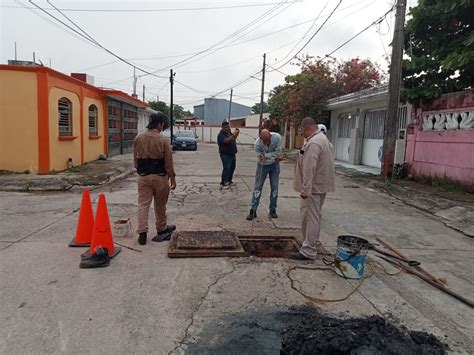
[405, 90, 474, 187]
[0, 70, 39, 172]
[191, 125, 259, 145]
[329, 97, 410, 167]
[48, 87, 81, 171]
[83, 97, 105, 163]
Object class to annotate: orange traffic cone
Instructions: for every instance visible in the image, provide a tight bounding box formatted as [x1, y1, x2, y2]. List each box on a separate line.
[81, 194, 121, 259]
[69, 189, 94, 247]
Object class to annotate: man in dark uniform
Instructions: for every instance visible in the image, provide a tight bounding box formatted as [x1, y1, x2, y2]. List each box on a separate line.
[133, 113, 177, 245]
[217, 121, 239, 190]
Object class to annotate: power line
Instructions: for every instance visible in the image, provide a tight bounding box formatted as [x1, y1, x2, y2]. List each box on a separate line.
[69, 1, 374, 74]
[279, 0, 330, 64]
[270, 0, 343, 71]
[28, 0, 168, 80]
[138, 1, 290, 77]
[324, 5, 396, 59]
[3, 2, 297, 12]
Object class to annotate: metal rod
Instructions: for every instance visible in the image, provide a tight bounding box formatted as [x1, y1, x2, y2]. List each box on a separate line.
[259, 53, 266, 132]
[376, 237, 446, 287]
[377, 255, 474, 308]
[228, 88, 233, 121]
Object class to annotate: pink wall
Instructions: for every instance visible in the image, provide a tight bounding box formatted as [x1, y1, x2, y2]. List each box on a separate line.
[405, 90, 474, 187]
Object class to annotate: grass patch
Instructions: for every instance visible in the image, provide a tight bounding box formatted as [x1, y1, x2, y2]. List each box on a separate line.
[416, 176, 473, 194]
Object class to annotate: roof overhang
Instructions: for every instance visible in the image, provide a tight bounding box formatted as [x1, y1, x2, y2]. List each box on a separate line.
[326, 85, 388, 110]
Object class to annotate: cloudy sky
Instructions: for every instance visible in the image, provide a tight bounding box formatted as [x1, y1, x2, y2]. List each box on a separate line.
[0, 0, 417, 111]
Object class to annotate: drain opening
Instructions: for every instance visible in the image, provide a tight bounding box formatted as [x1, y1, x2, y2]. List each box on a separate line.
[239, 237, 300, 258]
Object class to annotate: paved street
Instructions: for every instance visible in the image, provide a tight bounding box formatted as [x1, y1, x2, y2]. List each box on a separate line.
[0, 143, 473, 354]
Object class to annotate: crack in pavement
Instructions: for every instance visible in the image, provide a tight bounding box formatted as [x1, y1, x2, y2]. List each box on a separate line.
[0, 207, 79, 251]
[168, 261, 236, 355]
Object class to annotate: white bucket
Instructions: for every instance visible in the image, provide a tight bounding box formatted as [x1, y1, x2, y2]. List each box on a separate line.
[113, 218, 132, 238]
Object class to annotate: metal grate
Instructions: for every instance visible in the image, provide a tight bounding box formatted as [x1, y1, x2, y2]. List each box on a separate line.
[58, 98, 72, 136]
[88, 105, 98, 136]
[398, 106, 408, 129]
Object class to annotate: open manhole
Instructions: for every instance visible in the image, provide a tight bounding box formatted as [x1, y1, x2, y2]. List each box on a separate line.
[239, 236, 300, 258]
[168, 231, 300, 258]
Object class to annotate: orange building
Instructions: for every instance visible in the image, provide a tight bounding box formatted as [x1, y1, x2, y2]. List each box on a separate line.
[0, 64, 146, 174]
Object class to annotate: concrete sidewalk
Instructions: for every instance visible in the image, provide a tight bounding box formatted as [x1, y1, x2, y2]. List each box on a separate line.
[0, 154, 135, 192]
[0, 143, 472, 354]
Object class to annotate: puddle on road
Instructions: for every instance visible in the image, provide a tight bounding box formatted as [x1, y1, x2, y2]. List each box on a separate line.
[185, 306, 447, 355]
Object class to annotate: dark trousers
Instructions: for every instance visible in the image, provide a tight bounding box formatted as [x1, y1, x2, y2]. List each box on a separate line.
[220, 154, 236, 185]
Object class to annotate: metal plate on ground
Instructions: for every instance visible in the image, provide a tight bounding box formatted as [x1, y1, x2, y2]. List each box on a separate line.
[176, 231, 239, 250]
[168, 230, 247, 258]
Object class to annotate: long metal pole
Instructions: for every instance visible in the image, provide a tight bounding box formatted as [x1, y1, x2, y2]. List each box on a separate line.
[228, 88, 233, 121]
[142, 84, 145, 102]
[381, 0, 407, 178]
[133, 67, 137, 98]
[259, 53, 266, 131]
[14, 42, 17, 60]
[170, 69, 174, 139]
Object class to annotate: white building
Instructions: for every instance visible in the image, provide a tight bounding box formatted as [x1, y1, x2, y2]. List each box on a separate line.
[327, 85, 411, 168]
[137, 107, 158, 133]
[230, 113, 269, 127]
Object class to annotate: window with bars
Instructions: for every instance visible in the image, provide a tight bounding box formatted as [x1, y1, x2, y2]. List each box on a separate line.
[88, 105, 98, 136]
[58, 98, 72, 136]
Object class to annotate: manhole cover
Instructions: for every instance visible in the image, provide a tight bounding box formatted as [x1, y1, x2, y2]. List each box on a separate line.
[176, 231, 239, 250]
[239, 236, 300, 258]
[168, 230, 247, 258]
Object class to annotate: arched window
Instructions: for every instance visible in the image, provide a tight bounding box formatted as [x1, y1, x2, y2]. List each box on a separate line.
[58, 98, 72, 136]
[88, 105, 98, 136]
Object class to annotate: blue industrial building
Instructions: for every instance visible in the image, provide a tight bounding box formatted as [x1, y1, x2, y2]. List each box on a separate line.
[193, 98, 251, 125]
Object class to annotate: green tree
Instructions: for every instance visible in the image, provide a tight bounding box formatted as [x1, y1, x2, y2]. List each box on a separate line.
[335, 58, 381, 95]
[268, 56, 338, 126]
[148, 100, 170, 116]
[147, 100, 170, 128]
[268, 56, 382, 125]
[402, 0, 474, 104]
[251, 101, 269, 114]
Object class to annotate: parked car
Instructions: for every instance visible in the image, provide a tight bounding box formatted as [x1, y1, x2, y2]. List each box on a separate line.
[172, 130, 198, 151]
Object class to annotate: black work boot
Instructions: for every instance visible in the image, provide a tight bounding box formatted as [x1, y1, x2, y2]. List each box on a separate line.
[79, 247, 110, 268]
[246, 209, 257, 221]
[269, 210, 278, 218]
[138, 232, 147, 245]
[152, 225, 176, 242]
[288, 251, 311, 261]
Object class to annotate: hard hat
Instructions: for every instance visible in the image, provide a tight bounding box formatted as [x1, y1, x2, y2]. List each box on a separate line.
[318, 124, 327, 133]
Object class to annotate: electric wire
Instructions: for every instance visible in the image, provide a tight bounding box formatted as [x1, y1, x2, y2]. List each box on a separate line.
[4, 2, 297, 12]
[28, 0, 169, 79]
[138, 1, 290, 77]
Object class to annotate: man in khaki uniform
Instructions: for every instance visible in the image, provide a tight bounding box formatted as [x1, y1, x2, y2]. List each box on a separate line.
[290, 117, 335, 260]
[133, 113, 176, 245]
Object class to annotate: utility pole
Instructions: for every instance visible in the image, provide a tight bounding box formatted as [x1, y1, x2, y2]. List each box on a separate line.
[142, 84, 145, 102]
[259, 53, 266, 131]
[170, 69, 174, 140]
[132, 67, 137, 98]
[33, 52, 36, 63]
[228, 88, 233, 121]
[14, 42, 17, 60]
[382, 0, 407, 178]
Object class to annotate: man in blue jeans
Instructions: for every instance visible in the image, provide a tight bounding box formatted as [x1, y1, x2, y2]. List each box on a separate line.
[217, 121, 239, 190]
[246, 129, 282, 220]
